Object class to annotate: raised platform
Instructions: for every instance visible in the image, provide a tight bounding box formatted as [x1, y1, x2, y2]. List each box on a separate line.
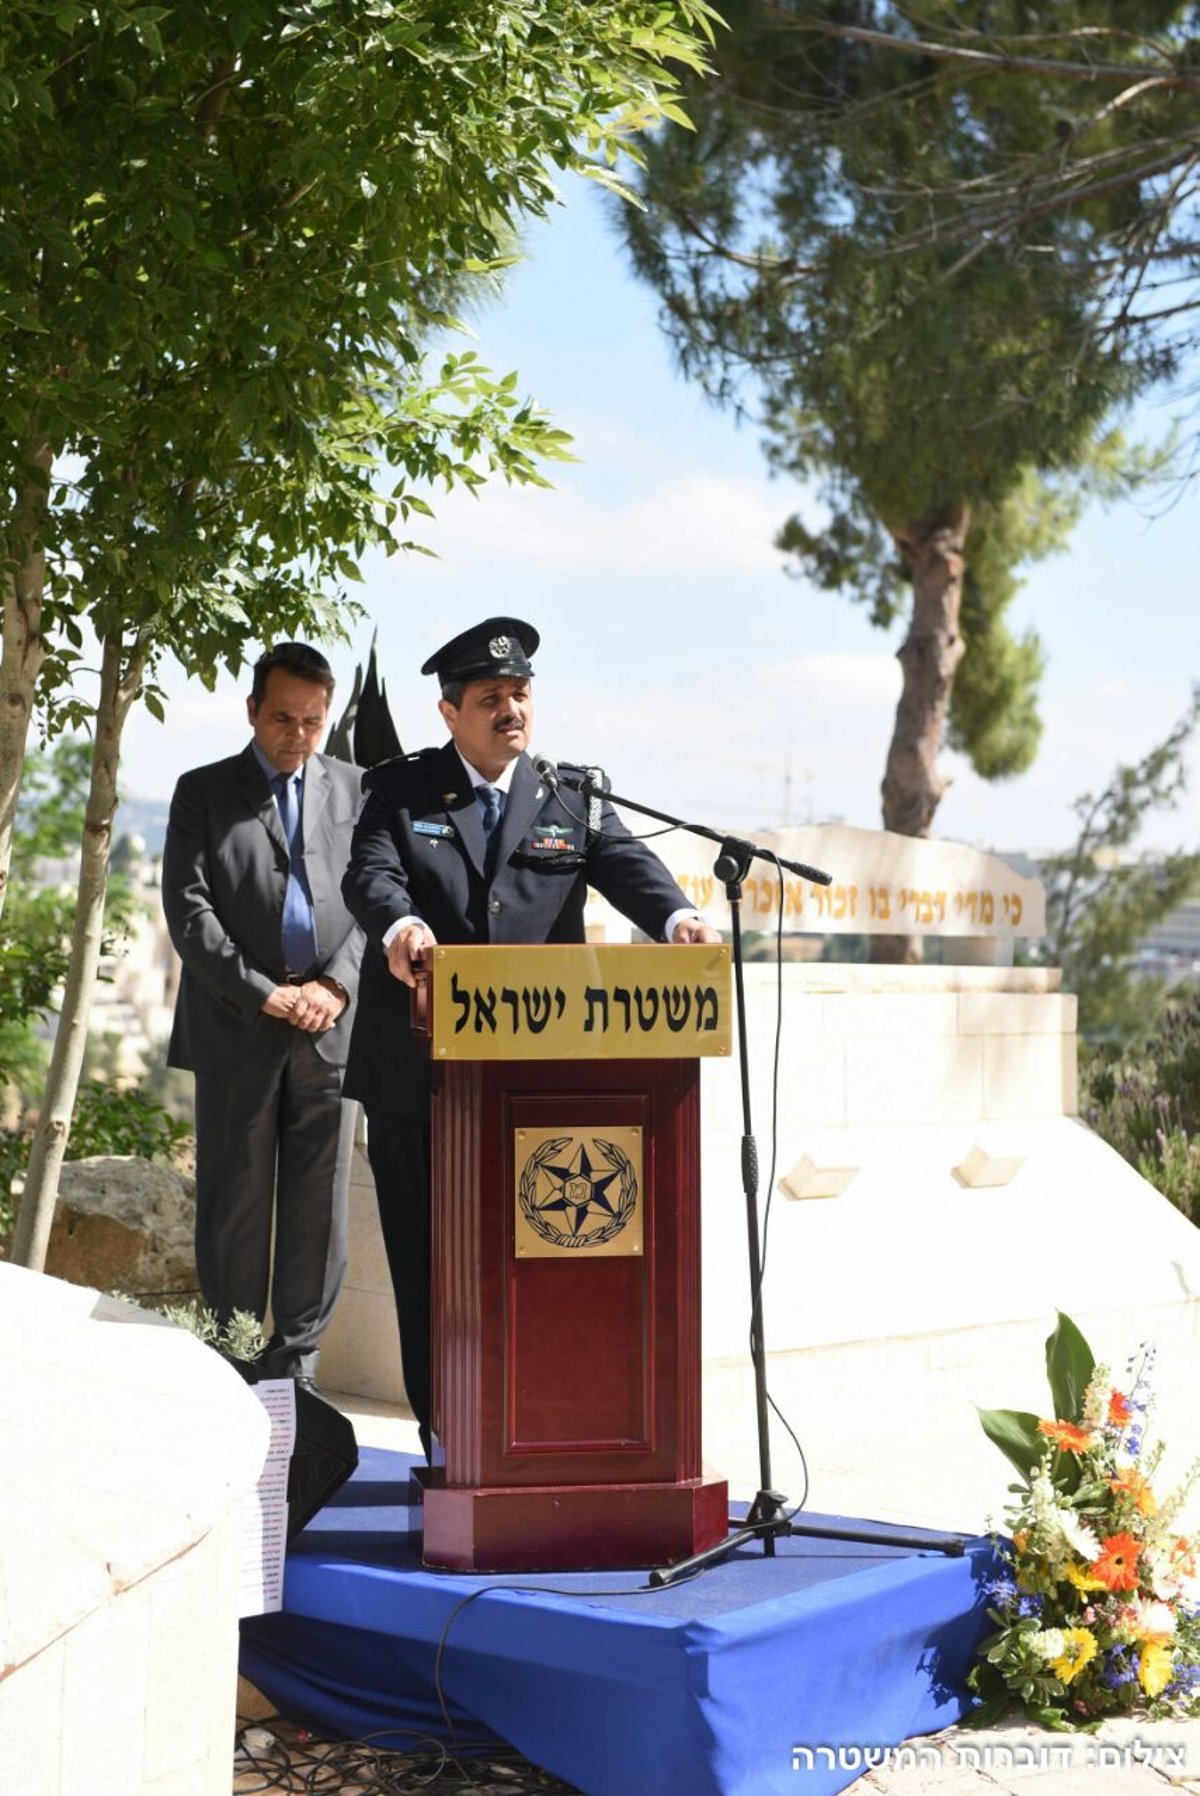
[240, 1447, 999, 1796]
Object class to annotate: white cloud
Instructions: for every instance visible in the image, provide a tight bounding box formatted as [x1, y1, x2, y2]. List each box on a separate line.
[398, 466, 795, 577]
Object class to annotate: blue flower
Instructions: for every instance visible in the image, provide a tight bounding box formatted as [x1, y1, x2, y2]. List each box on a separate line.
[986, 1576, 1019, 1611]
[1101, 1646, 1139, 1690]
[1166, 1663, 1200, 1699]
[1016, 1593, 1043, 1619]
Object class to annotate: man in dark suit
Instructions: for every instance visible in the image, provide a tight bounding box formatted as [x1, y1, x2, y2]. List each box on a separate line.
[163, 642, 365, 1385]
[341, 616, 718, 1451]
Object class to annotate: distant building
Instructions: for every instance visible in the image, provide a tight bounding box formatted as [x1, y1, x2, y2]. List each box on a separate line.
[1137, 898, 1200, 979]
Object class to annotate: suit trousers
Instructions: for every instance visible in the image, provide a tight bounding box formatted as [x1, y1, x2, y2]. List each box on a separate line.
[193, 1029, 355, 1378]
[364, 1112, 432, 1457]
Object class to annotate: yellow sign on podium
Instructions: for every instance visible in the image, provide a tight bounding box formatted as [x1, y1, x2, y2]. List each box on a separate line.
[429, 944, 732, 1061]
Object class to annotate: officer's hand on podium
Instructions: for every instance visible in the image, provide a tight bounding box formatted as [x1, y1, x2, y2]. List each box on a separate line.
[386, 922, 439, 986]
[671, 916, 721, 945]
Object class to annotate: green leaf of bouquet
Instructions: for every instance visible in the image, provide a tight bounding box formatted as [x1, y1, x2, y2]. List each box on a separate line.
[1052, 1444, 1084, 1498]
[1030, 1704, 1072, 1731]
[1073, 1479, 1110, 1504]
[964, 1692, 1009, 1729]
[976, 1405, 1043, 1482]
[1045, 1312, 1095, 1424]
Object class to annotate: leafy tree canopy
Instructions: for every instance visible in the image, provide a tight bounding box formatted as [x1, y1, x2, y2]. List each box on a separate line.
[782, 3, 1200, 383]
[620, 0, 1178, 823]
[1, 0, 717, 719]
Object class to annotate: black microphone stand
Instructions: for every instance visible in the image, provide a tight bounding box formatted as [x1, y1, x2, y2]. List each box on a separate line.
[550, 766, 967, 1582]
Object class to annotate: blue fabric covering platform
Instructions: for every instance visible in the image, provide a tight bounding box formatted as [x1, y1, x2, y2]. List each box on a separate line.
[241, 1447, 999, 1796]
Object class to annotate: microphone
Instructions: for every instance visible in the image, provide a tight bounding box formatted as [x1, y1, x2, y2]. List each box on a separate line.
[532, 754, 559, 791]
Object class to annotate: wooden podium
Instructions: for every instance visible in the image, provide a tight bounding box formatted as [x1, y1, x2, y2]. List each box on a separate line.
[415, 942, 732, 1571]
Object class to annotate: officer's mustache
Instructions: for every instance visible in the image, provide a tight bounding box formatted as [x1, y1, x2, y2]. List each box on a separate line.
[492, 714, 522, 731]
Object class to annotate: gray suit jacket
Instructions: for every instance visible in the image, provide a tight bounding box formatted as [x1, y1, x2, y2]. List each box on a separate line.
[163, 744, 366, 1072]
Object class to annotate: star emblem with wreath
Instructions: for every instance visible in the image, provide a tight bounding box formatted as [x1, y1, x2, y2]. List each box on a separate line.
[531, 1142, 623, 1237]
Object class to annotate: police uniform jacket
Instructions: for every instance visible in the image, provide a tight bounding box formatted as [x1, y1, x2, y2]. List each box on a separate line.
[341, 742, 694, 1116]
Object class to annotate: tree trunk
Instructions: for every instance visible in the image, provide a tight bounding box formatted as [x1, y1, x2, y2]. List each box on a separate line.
[0, 438, 53, 926]
[873, 500, 970, 964]
[11, 627, 148, 1271]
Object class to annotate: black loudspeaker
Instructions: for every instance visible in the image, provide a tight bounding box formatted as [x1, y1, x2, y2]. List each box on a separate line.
[287, 1384, 359, 1539]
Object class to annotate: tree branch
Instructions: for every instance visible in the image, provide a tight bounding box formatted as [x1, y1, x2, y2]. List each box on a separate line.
[774, 11, 1200, 92]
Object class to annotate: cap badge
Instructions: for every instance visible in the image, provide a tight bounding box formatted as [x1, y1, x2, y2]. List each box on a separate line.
[488, 635, 511, 659]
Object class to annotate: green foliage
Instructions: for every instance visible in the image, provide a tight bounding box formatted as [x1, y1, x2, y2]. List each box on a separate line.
[1084, 989, 1200, 1224]
[977, 1314, 1096, 1498]
[0, 1130, 24, 1240]
[65, 1078, 191, 1162]
[621, 0, 1177, 793]
[0, 736, 133, 1089]
[976, 1405, 1045, 1486]
[798, 8, 1200, 390]
[1031, 689, 1200, 1045]
[1046, 1312, 1097, 1433]
[156, 1300, 267, 1364]
[0, 1075, 190, 1243]
[1, 0, 718, 726]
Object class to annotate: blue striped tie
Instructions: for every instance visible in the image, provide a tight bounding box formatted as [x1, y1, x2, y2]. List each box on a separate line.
[275, 772, 318, 973]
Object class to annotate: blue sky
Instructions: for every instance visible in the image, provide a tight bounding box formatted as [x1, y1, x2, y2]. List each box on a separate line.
[122, 174, 1200, 855]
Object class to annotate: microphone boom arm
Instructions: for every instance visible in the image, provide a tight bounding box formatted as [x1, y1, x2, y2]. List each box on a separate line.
[551, 765, 833, 888]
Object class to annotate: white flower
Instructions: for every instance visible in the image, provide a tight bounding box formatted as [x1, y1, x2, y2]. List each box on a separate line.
[1130, 1598, 1176, 1640]
[1028, 1629, 1066, 1662]
[1051, 1506, 1101, 1562]
[1081, 1366, 1112, 1432]
[1144, 1545, 1180, 1601]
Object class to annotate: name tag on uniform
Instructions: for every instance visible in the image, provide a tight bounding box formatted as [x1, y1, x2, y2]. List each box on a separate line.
[414, 820, 456, 839]
[526, 829, 576, 853]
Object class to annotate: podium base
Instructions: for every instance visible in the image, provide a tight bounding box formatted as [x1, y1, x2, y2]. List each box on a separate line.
[421, 1475, 729, 1572]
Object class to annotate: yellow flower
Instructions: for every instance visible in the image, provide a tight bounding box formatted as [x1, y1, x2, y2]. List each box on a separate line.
[1048, 1628, 1098, 1685]
[1138, 1642, 1175, 1699]
[1065, 1560, 1108, 1593]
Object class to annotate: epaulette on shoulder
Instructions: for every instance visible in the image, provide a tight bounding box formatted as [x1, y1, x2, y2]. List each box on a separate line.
[367, 749, 433, 773]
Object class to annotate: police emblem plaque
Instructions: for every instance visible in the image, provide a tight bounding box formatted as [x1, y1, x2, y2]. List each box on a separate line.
[514, 1126, 643, 1259]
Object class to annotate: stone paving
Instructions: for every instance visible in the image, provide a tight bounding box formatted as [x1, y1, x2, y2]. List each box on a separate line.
[233, 1391, 1200, 1796]
[846, 1715, 1200, 1796]
[232, 1692, 1200, 1795]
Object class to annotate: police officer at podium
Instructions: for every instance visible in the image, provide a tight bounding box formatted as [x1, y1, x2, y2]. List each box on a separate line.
[341, 617, 719, 1455]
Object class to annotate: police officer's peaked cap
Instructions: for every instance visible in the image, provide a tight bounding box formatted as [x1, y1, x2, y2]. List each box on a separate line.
[421, 617, 539, 688]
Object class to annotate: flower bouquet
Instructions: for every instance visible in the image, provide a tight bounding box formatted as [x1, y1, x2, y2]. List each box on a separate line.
[969, 1312, 1200, 1729]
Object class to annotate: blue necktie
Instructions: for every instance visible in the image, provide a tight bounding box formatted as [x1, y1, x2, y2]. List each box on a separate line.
[477, 784, 503, 874]
[275, 772, 318, 974]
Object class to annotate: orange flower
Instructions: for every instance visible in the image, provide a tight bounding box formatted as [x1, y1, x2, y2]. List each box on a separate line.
[1170, 1537, 1196, 1579]
[1038, 1419, 1093, 1453]
[1088, 1532, 1143, 1593]
[1109, 1470, 1157, 1516]
[1108, 1390, 1133, 1427]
